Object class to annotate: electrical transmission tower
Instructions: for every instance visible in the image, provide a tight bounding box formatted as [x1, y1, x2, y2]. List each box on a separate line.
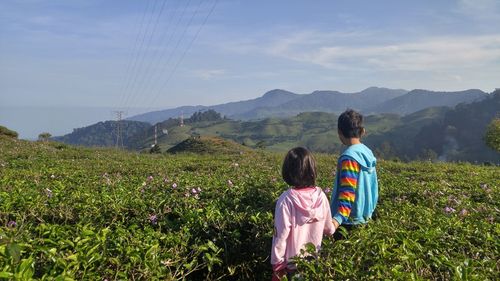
[113, 111, 125, 148]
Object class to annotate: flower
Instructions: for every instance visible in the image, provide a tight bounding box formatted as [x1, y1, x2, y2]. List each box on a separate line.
[323, 188, 331, 193]
[149, 214, 157, 225]
[197, 187, 202, 193]
[50, 174, 55, 179]
[147, 175, 153, 182]
[444, 206, 456, 214]
[191, 188, 198, 194]
[459, 209, 469, 217]
[172, 183, 177, 189]
[7, 221, 16, 228]
[45, 188, 53, 198]
[227, 180, 234, 187]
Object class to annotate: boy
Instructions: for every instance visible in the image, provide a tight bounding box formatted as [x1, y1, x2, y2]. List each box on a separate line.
[331, 109, 378, 237]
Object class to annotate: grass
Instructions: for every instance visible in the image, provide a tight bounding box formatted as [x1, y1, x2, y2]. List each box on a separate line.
[0, 136, 498, 280]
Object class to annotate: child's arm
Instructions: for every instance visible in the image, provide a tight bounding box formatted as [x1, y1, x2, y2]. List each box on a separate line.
[271, 199, 291, 272]
[323, 193, 336, 235]
[332, 158, 360, 225]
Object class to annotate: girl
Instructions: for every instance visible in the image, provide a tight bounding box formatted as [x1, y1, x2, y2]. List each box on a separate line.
[271, 147, 335, 280]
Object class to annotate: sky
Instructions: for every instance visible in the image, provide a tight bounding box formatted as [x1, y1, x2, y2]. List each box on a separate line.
[1, 0, 500, 138]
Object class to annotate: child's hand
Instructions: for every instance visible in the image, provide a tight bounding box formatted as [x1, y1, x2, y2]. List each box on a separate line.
[332, 219, 340, 229]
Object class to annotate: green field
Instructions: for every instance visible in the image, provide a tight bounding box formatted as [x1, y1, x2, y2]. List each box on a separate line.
[0, 136, 498, 280]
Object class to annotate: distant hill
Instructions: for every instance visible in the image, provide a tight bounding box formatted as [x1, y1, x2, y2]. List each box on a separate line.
[55, 89, 498, 163]
[128, 89, 300, 123]
[128, 87, 407, 123]
[233, 87, 408, 119]
[367, 89, 487, 115]
[128, 87, 487, 123]
[53, 120, 150, 148]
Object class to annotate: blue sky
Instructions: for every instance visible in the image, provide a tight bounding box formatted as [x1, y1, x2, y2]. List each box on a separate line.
[1, 0, 500, 137]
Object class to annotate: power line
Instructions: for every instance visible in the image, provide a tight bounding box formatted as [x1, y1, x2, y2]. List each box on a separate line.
[120, 0, 161, 109]
[125, 0, 195, 111]
[146, 0, 219, 108]
[117, 0, 152, 110]
[124, 1, 190, 111]
[123, 0, 168, 109]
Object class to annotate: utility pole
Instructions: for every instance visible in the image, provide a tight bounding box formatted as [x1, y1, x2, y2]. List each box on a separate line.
[113, 110, 125, 148]
[154, 124, 158, 146]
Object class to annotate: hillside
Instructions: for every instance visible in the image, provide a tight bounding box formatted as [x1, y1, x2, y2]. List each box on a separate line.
[55, 91, 499, 163]
[53, 120, 150, 148]
[367, 89, 487, 115]
[166, 136, 251, 154]
[129, 89, 300, 123]
[0, 136, 498, 279]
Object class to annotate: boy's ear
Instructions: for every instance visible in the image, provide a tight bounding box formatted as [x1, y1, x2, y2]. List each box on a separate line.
[361, 127, 366, 136]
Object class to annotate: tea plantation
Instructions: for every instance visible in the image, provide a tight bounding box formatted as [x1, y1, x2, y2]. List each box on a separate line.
[0, 136, 498, 280]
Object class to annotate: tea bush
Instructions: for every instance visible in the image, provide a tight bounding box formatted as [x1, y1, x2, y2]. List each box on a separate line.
[0, 137, 498, 280]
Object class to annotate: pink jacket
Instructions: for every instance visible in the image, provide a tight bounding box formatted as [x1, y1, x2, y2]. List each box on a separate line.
[271, 186, 335, 270]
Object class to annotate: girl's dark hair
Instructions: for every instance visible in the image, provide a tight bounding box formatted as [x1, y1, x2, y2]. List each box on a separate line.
[282, 147, 317, 187]
[338, 109, 364, 138]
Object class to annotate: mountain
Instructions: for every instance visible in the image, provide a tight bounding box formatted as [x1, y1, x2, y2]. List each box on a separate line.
[367, 89, 488, 115]
[233, 87, 408, 119]
[128, 88, 487, 123]
[128, 89, 299, 124]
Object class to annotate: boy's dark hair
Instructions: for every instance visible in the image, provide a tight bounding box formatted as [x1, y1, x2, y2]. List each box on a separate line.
[282, 147, 317, 187]
[338, 109, 364, 138]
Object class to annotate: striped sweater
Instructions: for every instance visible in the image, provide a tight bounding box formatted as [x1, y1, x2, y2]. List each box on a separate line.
[335, 158, 360, 223]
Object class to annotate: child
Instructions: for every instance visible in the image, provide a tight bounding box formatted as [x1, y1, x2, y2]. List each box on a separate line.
[330, 109, 378, 237]
[271, 147, 335, 280]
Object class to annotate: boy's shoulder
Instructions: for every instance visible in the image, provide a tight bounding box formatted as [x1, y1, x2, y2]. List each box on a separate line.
[339, 143, 377, 169]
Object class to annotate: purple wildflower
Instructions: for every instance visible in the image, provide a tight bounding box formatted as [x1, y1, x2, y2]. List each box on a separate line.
[323, 187, 331, 193]
[147, 175, 153, 182]
[459, 209, 469, 217]
[444, 206, 456, 214]
[191, 188, 198, 194]
[7, 221, 16, 228]
[149, 214, 157, 225]
[172, 183, 177, 189]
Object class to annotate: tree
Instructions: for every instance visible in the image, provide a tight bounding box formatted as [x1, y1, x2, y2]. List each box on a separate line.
[149, 144, 161, 154]
[484, 117, 500, 152]
[0, 125, 18, 138]
[38, 132, 52, 142]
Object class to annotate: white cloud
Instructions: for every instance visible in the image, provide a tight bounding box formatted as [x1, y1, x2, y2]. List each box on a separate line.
[253, 32, 500, 73]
